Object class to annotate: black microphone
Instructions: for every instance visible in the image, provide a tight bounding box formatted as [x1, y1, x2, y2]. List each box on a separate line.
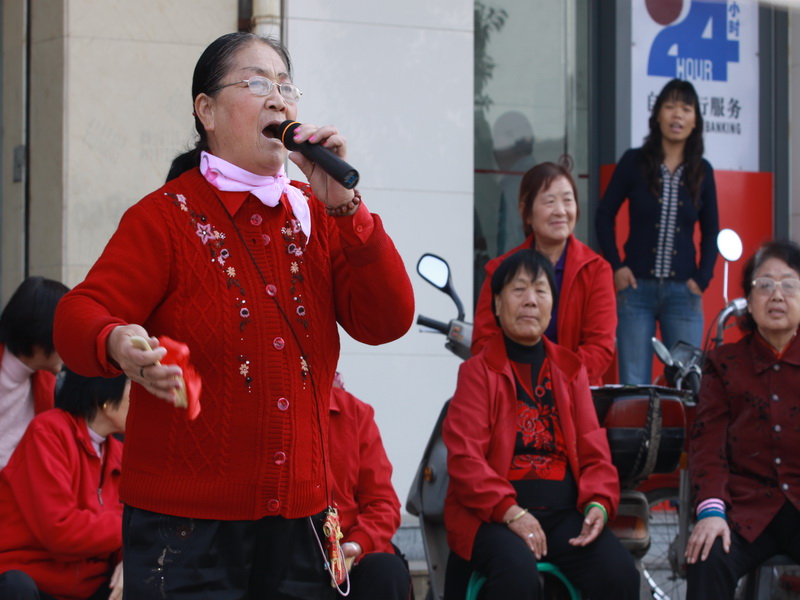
[278, 120, 359, 189]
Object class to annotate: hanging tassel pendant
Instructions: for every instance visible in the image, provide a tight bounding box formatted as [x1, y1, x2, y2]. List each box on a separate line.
[322, 506, 346, 586]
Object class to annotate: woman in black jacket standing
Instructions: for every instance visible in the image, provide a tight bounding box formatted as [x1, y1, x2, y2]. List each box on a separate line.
[596, 78, 719, 385]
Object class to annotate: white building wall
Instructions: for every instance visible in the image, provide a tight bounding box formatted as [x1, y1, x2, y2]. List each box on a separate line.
[284, 1, 474, 517]
[61, 1, 240, 286]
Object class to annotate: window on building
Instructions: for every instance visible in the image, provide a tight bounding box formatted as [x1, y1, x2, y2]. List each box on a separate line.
[473, 0, 589, 306]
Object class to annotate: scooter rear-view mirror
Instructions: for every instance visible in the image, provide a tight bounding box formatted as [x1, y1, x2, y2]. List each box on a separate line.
[717, 229, 743, 262]
[416, 253, 466, 322]
[651, 337, 674, 367]
[717, 229, 743, 304]
[417, 254, 450, 290]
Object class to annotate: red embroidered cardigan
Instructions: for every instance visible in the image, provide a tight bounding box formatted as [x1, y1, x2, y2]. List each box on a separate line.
[54, 168, 414, 520]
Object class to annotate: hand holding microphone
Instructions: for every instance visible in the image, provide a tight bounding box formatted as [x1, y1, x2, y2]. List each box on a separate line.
[279, 120, 359, 190]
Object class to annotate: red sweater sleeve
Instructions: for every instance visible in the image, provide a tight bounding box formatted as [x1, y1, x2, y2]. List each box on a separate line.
[328, 206, 415, 345]
[331, 201, 375, 245]
[54, 200, 174, 376]
[443, 361, 518, 523]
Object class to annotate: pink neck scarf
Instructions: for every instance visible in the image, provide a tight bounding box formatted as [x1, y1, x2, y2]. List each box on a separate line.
[200, 151, 311, 239]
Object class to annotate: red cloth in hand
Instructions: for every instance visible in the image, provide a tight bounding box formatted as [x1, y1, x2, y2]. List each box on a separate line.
[159, 336, 202, 420]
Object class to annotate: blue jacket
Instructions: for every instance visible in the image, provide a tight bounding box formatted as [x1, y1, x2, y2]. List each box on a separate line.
[595, 148, 719, 290]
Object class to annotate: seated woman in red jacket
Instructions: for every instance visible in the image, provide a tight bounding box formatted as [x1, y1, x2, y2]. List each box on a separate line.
[443, 249, 638, 600]
[0, 369, 129, 600]
[327, 374, 412, 600]
[472, 162, 616, 385]
[686, 240, 800, 600]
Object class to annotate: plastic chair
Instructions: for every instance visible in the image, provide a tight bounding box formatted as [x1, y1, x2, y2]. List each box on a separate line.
[465, 563, 583, 600]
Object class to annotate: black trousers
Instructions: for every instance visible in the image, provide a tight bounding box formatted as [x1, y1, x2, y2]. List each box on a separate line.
[0, 569, 109, 600]
[327, 551, 412, 600]
[444, 510, 639, 600]
[123, 505, 332, 600]
[687, 500, 800, 600]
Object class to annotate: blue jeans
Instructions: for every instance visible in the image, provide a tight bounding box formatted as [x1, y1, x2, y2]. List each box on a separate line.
[616, 278, 704, 385]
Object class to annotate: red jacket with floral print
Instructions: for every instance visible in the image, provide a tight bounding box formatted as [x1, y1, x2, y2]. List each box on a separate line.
[471, 234, 616, 385]
[53, 168, 414, 520]
[329, 386, 400, 556]
[443, 333, 619, 560]
[0, 409, 123, 600]
[689, 331, 800, 542]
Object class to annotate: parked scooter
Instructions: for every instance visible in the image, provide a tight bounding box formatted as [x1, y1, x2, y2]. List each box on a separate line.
[407, 253, 688, 600]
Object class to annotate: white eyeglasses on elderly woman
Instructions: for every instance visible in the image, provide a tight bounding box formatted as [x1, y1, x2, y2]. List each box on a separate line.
[209, 76, 303, 102]
[751, 276, 800, 296]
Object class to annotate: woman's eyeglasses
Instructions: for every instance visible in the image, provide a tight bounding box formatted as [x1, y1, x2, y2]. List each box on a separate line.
[751, 277, 800, 297]
[209, 76, 303, 103]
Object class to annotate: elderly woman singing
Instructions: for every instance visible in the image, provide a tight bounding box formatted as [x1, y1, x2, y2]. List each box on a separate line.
[687, 240, 800, 599]
[442, 249, 638, 600]
[53, 32, 414, 599]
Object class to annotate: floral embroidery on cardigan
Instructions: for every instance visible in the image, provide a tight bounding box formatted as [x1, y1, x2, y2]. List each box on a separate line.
[196, 223, 214, 244]
[238, 355, 252, 387]
[300, 356, 309, 379]
[289, 182, 316, 383]
[167, 191, 254, 388]
[281, 216, 309, 331]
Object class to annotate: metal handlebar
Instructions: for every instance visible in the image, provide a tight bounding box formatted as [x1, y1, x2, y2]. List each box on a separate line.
[712, 297, 748, 348]
[679, 366, 702, 398]
[417, 314, 449, 335]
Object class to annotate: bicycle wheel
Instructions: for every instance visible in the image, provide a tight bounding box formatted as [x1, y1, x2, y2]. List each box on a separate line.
[644, 489, 687, 600]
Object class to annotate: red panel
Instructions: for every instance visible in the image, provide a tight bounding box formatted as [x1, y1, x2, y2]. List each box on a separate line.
[703, 170, 774, 344]
[603, 396, 686, 429]
[598, 166, 774, 381]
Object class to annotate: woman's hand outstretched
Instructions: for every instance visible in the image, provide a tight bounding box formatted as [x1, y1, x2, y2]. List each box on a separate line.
[569, 506, 605, 546]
